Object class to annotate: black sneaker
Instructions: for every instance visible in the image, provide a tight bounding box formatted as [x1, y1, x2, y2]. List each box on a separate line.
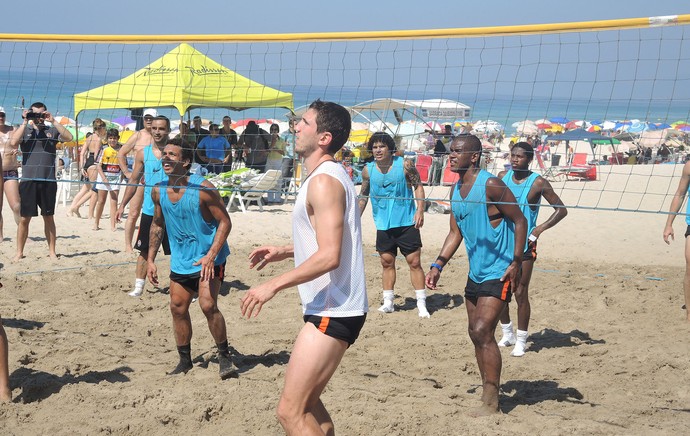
[218, 353, 238, 380]
[167, 357, 193, 375]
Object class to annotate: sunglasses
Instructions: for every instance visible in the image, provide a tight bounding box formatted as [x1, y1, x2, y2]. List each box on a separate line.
[0, 113, 6, 117]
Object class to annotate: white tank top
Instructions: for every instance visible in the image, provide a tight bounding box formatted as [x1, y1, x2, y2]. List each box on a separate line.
[293, 160, 368, 317]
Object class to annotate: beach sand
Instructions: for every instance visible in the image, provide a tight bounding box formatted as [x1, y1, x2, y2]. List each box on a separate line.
[1, 162, 689, 435]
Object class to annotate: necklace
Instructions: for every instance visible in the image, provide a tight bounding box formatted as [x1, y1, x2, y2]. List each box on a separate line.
[304, 157, 336, 180]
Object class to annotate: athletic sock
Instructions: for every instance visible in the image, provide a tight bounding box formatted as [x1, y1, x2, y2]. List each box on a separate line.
[128, 278, 145, 297]
[415, 289, 431, 318]
[511, 329, 529, 357]
[378, 290, 395, 313]
[217, 340, 230, 357]
[168, 344, 193, 375]
[497, 322, 516, 347]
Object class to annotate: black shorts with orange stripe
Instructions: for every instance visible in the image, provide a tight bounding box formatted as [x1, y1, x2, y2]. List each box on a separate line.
[169, 262, 226, 293]
[464, 277, 512, 303]
[303, 314, 367, 346]
[523, 240, 538, 261]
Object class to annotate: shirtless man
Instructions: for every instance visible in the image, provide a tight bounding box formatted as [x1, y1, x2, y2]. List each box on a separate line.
[663, 159, 690, 322]
[117, 108, 156, 253]
[0, 107, 19, 241]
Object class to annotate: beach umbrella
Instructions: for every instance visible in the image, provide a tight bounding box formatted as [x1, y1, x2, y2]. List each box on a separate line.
[396, 121, 429, 136]
[549, 116, 569, 124]
[53, 115, 76, 126]
[627, 121, 647, 133]
[544, 124, 564, 133]
[678, 126, 690, 132]
[671, 120, 688, 127]
[425, 121, 444, 132]
[351, 121, 369, 131]
[587, 125, 601, 132]
[112, 116, 135, 126]
[533, 118, 551, 125]
[473, 120, 503, 133]
[349, 129, 372, 144]
[599, 121, 614, 130]
[513, 120, 538, 135]
[119, 130, 135, 143]
[673, 123, 690, 130]
[536, 123, 552, 130]
[368, 120, 397, 133]
[656, 123, 672, 129]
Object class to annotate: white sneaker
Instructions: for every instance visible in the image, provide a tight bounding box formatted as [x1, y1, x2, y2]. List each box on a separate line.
[378, 301, 394, 313]
[497, 334, 516, 347]
[418, 307, 431, 318]
[511, 342, 526, 357]
[128, 288, 143, 297]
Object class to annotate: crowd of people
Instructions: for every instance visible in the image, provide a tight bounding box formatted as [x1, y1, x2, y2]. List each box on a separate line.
[2, 100, 689, 431]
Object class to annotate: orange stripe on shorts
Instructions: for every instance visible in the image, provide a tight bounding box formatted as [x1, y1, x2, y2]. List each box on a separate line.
[318, 317, 330, 334]
[501, 280, 510, 300]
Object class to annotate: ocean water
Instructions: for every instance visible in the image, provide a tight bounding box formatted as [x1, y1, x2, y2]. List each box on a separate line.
[1, 70, 688, 129]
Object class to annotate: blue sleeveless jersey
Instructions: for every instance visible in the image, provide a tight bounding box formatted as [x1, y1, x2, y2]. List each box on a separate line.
[452, 170, 514, 283]
[159, 174, 230, 275]
[502, 170, 540, 251]
[142, 145, 167, 216]
[367, 156, 416, 230]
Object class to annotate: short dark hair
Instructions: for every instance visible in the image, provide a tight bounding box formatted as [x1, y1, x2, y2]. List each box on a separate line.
[209, 123, 220, 131]
[308, 99, 351, 154]
[452, 133, 482, 153]
[512, 141, 534, 161]
[106, 128, 120, 139]
[168, 136, 195, 168]
[30, 102, 46, 111]
[152, 115, 171, 130]
[367, 131, 396, 153]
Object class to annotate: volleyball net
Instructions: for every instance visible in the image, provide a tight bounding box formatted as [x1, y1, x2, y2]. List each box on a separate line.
[0, 14, 689, 215]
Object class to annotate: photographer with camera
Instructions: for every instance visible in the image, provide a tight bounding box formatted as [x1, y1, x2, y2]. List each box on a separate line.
[8, 102, 73, 260]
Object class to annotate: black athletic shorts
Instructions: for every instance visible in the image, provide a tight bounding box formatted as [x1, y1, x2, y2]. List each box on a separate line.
[375, 225, 422, 257]
[135, 213, 171, 255]
[464, 277, 512, 303]
[523, 241, 538, 261]
[303, 314, 367, 346]
[685, 225, 690, 238]
[170, 262, 226, 293]
[19, 180, 57, 217]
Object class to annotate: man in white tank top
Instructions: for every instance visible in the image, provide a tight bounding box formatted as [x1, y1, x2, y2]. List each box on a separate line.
[241, 100, 367, 435]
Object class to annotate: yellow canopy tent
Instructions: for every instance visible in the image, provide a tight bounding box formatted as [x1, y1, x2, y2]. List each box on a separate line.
[73, 43, 294, 117]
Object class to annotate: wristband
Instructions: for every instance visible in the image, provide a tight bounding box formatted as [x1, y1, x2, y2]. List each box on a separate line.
[528, 234, 537, 243]
[430, 262, 444, 272]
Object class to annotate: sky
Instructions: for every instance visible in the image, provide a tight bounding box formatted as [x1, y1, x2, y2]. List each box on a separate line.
[4, 0, 688, 34]
[1, 1, 689, 124]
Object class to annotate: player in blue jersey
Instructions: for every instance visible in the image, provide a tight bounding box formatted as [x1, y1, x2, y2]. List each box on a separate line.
[359, 131, 430, 317]
[496, 142, 567, 356]
[147, 136, 236, 379]
[426, 134, 527, 416]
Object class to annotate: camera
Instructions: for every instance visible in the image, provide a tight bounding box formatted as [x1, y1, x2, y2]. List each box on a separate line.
[25, 112, 46, 121]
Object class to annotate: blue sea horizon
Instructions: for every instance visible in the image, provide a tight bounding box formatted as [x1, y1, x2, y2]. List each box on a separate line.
[1, 70, 687, 129]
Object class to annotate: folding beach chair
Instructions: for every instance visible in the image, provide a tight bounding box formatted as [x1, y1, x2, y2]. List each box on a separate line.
[415, 154, 432, 185]
[565, 153, 597, 181]
[226, 169, 282, 213]
[57, 161, 81, 207]
[535, 152, 566, 182]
